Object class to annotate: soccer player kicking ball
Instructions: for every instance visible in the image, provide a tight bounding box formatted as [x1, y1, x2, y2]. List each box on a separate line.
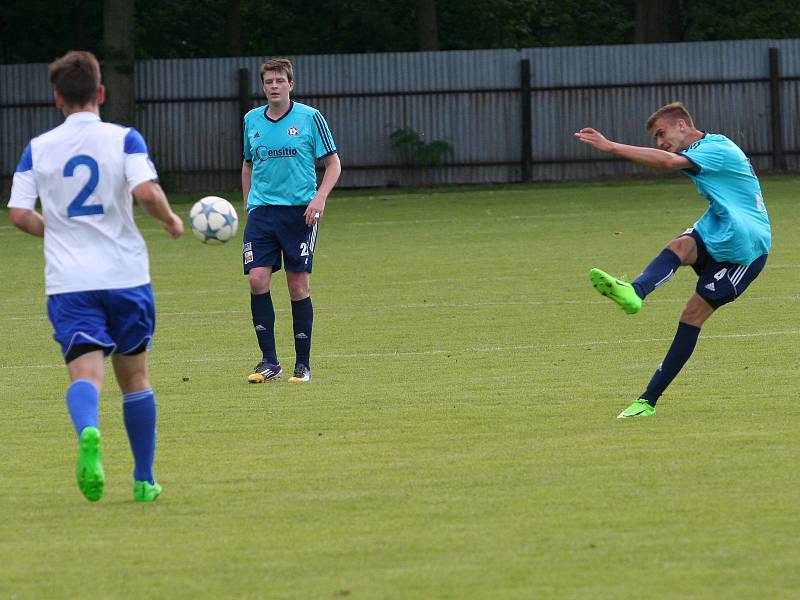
[8, 51, 183, 501]
[575, 102, 771, 419]
[241, 58, 341, 384]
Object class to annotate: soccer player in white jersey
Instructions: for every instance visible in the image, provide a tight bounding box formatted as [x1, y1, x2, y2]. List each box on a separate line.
[575, 102, 771, 419]
[8, 51, 183, 502]
[242, 58, 341, 384]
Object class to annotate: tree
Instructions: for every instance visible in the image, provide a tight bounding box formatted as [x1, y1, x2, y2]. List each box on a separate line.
[416, 0, 440, 51]
[635, 0, 683, 43]
[103, 0, 135, 125]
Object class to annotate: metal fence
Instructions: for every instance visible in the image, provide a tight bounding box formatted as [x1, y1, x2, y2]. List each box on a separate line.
[2, 39, 799, 194]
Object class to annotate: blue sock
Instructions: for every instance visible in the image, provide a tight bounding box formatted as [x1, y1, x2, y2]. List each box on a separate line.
[632, 248, 681, 299]
[251, 292, 278, 364]
[66, 379, 99, 436]
[123, 389, 157, 484]
[291, 296, 313, 369]
[641, 322, 701, 406]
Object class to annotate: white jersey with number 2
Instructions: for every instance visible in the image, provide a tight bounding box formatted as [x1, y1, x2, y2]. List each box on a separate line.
[8, 112, 158, 295]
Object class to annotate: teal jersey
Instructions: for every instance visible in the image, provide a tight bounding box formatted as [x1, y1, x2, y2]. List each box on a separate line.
[243, 101, 337, 211]
[679, 133, 771, 265]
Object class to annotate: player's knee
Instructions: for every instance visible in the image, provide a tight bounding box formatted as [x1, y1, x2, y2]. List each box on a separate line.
[117, 371, 150, 394]
[248, 270, 270, 294]
[680, 297, 714, 326]
[287, 282, 309, 301]
[666, 237, 695, 265]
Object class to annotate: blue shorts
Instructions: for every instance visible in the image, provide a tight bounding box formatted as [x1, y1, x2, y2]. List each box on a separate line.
[243, 205, 318, 274]
[681, 228, 768, 309]
[47, 284, 156, 362]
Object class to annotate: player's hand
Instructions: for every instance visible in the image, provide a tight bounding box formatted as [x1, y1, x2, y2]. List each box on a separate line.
[161, 212, 184, 239]
[304, 198, 325, 227]
[574, 128, 615, 153]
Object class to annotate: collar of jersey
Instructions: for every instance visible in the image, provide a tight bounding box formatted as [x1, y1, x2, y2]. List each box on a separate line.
[263, 101, 294, 123]
[65, 111, 101, 124]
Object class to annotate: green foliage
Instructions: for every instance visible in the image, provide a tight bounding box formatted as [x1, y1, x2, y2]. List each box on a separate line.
[3, 0, 800, 63]
[389, 126, 453, 167]
[2, 177, 800, 597]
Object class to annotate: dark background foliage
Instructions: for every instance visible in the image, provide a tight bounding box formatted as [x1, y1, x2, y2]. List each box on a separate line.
[1, 0, 799, 64]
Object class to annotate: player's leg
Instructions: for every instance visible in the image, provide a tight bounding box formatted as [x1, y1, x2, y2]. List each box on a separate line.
[280, 207, 316, 383]
[244, 206, 283, 382]
[618, 293, 713, 418]
[48, 291, 114, 501]
[590, 229, 698, 315]
[619, 252, 768, 418]
[632, 232, 697, 298]
[66, 350, 107, 501]
[286, 271, 312, 382]
[112, 352, 161, 502]
[106, 284, 161, 501]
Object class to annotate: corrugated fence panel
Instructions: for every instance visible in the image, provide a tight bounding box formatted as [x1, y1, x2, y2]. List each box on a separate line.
[2, 40, 798, 193]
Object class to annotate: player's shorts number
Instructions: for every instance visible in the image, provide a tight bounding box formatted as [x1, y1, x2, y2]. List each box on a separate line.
[64, 155, 103, 218]
[300, 242, 310, 257]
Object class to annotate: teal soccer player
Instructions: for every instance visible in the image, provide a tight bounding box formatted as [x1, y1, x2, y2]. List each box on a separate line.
[575, 102, 771, 418]
[242, 58, 341, 384]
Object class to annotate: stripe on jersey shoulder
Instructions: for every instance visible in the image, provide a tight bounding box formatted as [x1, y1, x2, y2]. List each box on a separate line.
[313, 112, 334, 153]
[16, 143, 33, 172]
[124, 128, 149, 155]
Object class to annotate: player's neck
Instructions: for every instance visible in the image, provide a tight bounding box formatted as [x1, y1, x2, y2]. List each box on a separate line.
[62, 104, 100, 118]
[266, 100, 291, 120]
[681, 129, 703, 149]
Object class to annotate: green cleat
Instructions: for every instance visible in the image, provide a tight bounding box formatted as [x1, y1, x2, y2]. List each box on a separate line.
[76, 427, 105, 502]
[617, 399, 656, 419]
[134, 481, 162, 503]
[589, 268, 642, 315]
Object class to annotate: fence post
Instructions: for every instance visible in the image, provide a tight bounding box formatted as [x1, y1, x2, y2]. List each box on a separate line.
[520, 58, 532, 183]
[768, 48, 786, 171]
[238, 67, 251, 145]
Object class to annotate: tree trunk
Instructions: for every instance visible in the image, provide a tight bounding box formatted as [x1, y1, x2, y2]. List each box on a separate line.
[103, 0, 135, 125]
[416, 0, 439, 51]
[635, 0, 683, 44]
[228, 0, 242, 57]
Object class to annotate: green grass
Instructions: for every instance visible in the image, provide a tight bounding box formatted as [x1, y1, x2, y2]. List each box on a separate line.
[1, 176, 799, 599]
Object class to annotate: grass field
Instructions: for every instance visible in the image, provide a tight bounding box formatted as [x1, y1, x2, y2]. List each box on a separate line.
[1, 176, 799, 599]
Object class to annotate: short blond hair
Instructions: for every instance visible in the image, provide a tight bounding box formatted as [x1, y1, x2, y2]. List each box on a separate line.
[260, 58, 294, 83]
[646, 102, 695, 131]
[48, 50, 101, 106]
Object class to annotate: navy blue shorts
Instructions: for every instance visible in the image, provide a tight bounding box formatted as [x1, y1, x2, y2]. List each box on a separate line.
[680, 228, 768, 309]
[47, 284, 156, 362]
[243, 205, 318, 274]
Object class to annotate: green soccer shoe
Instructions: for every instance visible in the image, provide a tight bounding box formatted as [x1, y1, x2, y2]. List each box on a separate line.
[76, 427, 105, 502]
[617, 399, 656, 419]
[134, 481, 162, 503]
[589, 268, 642, 315]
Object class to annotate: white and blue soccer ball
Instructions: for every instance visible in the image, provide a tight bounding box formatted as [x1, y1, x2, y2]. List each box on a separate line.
[189, 196, 239, 244]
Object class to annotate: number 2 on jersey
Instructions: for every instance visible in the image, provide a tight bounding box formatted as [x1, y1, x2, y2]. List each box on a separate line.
[64, 155, 103, 217]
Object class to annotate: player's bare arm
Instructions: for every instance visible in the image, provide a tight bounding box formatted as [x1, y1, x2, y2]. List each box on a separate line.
[304, 153, 341, 226]
[132, 180, 183, 239]
[241, 159, 252, 218]
[574, 128, 693, 170]
[9, 207, 45, 237]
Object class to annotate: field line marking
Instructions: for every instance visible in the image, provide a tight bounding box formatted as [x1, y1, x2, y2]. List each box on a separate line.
[2, 328, 798, 370]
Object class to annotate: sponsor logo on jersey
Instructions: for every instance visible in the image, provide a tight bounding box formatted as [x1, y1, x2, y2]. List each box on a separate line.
[255, 146, 298, 161]
[287, 127, 298, 136]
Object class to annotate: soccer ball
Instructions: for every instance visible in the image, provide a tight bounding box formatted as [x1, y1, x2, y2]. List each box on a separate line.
[189, 196, 239, 244]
